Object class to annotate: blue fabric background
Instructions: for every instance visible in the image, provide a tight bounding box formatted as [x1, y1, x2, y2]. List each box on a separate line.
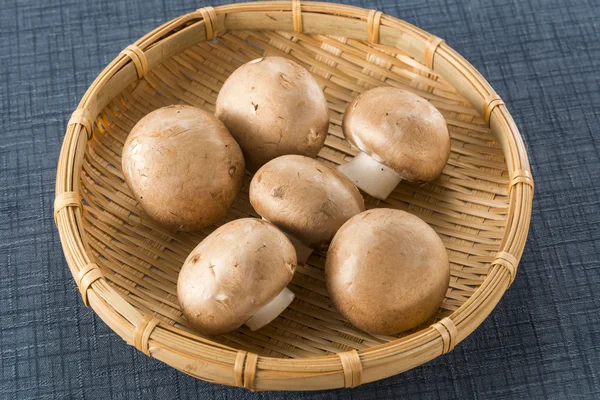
[1, 0, 599, 398]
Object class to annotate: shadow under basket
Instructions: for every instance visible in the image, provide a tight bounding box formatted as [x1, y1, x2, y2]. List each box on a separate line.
[54, 1, 534, 391]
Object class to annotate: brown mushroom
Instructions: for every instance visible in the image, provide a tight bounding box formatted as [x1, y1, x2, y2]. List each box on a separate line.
[325, 208, 450, 335]
[177, 218, 297, 334]
[338, 87, 450, 200]
[215, 56, 330, 171]
[250, 155, 365, 263]
[121, 105, 245, 232]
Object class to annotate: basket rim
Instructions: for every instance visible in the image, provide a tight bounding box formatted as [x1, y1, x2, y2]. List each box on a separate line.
[54, 1, 534, 391]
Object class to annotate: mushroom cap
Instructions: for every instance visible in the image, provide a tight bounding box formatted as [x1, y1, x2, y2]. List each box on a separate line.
[215, 57, 330, 171]
[121, 105, 245, 232]
[325, 209, 450, 335]
[177, 218, 297, 335]
[342, 87, 450, 183]
[250, 155, 365, 248]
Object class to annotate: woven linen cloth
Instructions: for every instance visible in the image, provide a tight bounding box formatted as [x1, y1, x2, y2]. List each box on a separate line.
[1, 0, 599, 398]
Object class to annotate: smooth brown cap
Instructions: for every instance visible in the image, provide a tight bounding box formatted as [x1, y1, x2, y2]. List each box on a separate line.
[215, 57, 330, 171]
[250, 155, 365, 248]
[325, 208, 450, 335]
[343, 87, 450, 182]
[177, 218, 297, 335]
[121, 105, 245, 232]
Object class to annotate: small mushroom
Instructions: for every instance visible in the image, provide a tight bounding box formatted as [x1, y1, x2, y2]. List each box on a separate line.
[338, 87, 450, 200]
[216, 57, 330, 171]
[122, 105, 245, 232]
[325, 209, 450, 335]
[250, 155, 365, 263]
[177, 218, 297, 334]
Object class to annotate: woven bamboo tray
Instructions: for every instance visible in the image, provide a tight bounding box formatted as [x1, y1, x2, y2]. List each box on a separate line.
[54, 1, 534, 391]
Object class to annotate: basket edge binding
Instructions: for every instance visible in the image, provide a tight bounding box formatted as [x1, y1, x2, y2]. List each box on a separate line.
[54, 1, 534, 391]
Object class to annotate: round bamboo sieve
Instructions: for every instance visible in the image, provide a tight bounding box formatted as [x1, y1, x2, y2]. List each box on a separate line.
[54, 1, 534, 391]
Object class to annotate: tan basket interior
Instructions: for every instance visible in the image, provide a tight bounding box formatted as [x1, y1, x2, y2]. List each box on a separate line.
[82, 29, 508, 359]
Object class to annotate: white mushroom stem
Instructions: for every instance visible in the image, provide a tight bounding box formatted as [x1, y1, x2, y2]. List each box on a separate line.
[245, 287, 295, 331]
[261, 218, 313, 263]
[337, 151, 402, 200]
[284, 232, 314, 264]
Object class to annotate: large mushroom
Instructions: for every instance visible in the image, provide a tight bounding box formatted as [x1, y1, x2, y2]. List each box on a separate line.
[178, 218, 297, 334]
[338, 87, 450, 200]
[325, 208, 450, 335]
[121, 105, 245, 232]
[250, 155, 365, 263]
[216, 56, 330, 171]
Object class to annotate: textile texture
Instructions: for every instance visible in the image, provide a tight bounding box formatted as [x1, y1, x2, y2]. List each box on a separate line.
[1, 0, 599, 398]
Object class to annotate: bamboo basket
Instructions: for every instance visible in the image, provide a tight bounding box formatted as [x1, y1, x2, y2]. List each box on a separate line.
[54, 1, 534, 391]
